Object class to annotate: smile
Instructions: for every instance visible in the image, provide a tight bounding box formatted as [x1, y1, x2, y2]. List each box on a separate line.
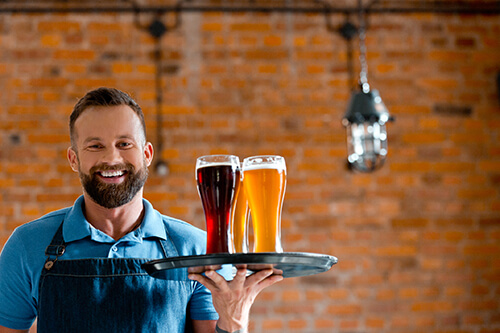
[99, 170, 126, 178]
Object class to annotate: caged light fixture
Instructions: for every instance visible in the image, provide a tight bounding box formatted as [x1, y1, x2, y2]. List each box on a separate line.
[341, 0, 394, 173]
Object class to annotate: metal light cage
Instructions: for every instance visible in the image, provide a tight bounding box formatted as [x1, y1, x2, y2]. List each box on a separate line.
[342, 89, 391, 172]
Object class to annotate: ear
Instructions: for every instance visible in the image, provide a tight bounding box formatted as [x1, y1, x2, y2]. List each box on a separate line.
[144, 142, 154, 167]
[67, 147, 79, 172]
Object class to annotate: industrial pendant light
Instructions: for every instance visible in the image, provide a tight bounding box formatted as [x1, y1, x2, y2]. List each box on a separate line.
[342, 0, 393, 173]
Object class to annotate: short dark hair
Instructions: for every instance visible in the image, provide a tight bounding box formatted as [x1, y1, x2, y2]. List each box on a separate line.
[69, 87, 146, 148]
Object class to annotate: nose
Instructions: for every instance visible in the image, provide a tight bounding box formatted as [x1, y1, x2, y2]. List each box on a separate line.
[100, 146, 124, 166]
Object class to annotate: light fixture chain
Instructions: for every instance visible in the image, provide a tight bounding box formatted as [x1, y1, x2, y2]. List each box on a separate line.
[358, 0, 369, 92]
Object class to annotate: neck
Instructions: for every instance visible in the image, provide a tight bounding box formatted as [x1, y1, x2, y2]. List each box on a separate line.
[82, 191, 145, 241]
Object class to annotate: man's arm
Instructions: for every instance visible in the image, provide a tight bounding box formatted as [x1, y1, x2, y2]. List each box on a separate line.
[189, 267, 283, 333]
[0, 326, 29, 333]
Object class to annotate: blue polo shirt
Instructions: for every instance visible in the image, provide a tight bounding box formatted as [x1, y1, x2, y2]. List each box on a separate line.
[0, 196, 218, 330]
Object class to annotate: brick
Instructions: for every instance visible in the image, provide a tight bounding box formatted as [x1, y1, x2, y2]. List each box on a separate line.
[402, 132, 446, 144]
[230, 22, 271, 32]
[464, 244, 500, 256]
[287, 319, 307, 329]
[201, 22, 223, 32]
[245, 49, 288, 60]
[29, 78, 69, 88]
[112, 62, 133, 74]
[391, 218, 428, 228]
[451, 132, 489, 144]
[6, 163, 52, 175]
[36, 193, 78, 203]
[263, 35, 282, 47]
[262, 319, 283, 330]
[412, 301, 454, 312]
[87, 22, 124, 31]
[457, 188, 497, 200]
[390, 162, 432, 173]
[327, 304, 362, 315]
[366, 317, 385, 328]
[479, 161, 500, 172]
[275, 304, 314, 315]
[281, 290, 300, 302]
[37, 21, 80, 32]
[315, 318, 335, 328]
[27, 134, 68, 144]
[376, 246, 417, 256]
[54, 49, 95, 60]
[444, 231, 465, 242]
[65, 64, 86, 74]
[40, 34, 61, 47]
[339, 319, 359, 330]
[479, 217, 500, 227]
[399, 288, 419, 299]
[376, 63, 396, 74]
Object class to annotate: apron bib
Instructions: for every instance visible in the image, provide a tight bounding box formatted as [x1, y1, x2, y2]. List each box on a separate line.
[38, 222, 195, 333]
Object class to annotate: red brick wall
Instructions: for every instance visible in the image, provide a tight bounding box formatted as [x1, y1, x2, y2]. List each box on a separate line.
[0, 9, 499, 333]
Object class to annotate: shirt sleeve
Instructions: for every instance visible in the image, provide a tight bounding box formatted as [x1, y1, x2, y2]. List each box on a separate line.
[0, 230, 38, 330]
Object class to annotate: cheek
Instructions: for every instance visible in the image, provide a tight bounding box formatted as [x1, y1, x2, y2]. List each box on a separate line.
[77, 153, 100, 172]
[124, 152, 146, 168]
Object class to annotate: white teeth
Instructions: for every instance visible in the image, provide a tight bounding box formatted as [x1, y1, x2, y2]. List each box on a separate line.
[100, 170, 124, 178]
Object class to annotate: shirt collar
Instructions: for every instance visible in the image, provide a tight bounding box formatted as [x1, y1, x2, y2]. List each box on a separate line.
[63, 195, 167, 243]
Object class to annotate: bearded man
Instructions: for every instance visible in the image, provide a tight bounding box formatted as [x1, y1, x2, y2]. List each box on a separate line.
[0, 87, 281, 333]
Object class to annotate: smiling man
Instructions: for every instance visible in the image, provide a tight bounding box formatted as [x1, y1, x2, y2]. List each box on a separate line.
[0, 87, 282, 333]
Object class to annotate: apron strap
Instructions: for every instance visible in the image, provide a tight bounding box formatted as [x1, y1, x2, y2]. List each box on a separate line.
[43, 221, 66, 271]
[45, 222, 66, 257]
[158, 225, 180, 259]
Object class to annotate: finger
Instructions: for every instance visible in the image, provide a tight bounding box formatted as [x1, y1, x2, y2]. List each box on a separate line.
[188, 272, 218, 292]
[251, 273, 283, 296]
[244, 268, 274, 287]
[231, 267, 248, 286]
[204, 269, 231, 291]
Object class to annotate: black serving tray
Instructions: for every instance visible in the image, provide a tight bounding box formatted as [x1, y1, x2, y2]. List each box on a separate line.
[143, 252, 338, 279]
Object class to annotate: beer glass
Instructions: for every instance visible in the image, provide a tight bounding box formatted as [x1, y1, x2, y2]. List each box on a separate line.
[196, 155, 241, 254]
[242, 155, 286, 253]
[231, 175, 250, 253]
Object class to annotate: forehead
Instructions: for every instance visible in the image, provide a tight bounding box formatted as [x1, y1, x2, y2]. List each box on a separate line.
[74, 105, 144, 142]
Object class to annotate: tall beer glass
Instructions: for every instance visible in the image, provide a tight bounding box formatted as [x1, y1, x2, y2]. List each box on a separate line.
[196, 155, 241, 254]
[231, 176, 249, 253]
[242, 155, 286, 253]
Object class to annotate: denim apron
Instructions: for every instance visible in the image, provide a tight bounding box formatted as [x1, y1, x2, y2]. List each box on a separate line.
[37, 221, 195, 333]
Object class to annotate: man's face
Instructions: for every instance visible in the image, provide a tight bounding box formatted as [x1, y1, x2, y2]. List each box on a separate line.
[67, 105, 153, 208]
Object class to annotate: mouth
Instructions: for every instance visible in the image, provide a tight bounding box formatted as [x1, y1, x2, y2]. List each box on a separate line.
[96, 170, 128, 183]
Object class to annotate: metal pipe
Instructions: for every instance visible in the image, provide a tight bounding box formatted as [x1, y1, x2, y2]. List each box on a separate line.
[0, 3, 499, 14]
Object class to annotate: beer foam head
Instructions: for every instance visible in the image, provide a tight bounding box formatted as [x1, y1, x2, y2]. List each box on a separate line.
[196, 154, 240, 168]
[242, 155, 286, 172]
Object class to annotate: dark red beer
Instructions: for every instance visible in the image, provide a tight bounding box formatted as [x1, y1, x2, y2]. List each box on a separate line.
[196, 164, 241, 254]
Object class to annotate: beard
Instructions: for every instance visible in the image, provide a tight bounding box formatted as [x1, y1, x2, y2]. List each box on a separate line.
[79, 161, 149, 209]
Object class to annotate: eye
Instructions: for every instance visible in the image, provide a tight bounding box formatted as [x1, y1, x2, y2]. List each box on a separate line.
[87, 143, 103, 150]
[117, 141, 132, 148]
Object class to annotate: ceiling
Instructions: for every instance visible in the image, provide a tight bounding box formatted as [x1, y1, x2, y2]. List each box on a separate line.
[0, 0, 499, 14]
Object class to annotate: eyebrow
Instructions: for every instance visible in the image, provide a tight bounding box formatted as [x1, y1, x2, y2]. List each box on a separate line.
[83, 135, 136, 144]
[83, 137, 102, 144]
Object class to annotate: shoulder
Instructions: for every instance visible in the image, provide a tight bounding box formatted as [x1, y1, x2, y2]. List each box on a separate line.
[3, 207, 69, 267]
[11, 208, 68, 248]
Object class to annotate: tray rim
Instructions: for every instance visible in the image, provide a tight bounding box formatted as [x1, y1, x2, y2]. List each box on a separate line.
[143, 252, 338, 278]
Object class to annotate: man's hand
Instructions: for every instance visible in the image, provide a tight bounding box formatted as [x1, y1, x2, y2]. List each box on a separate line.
[188, 266, 283, 332]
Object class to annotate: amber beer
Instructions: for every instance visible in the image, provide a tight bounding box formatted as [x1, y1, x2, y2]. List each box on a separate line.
[196, 155, 240, 254]
[231, 178, 249, 253]
[242, 156, 286, 253]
